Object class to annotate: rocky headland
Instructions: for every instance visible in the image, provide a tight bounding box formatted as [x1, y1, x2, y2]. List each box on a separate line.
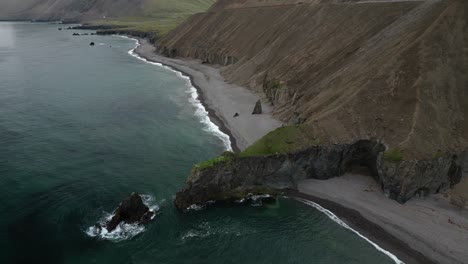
[175, 141, 468, 210]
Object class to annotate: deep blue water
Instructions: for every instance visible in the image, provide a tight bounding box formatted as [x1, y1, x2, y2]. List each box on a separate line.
[0, 22, 396, 264]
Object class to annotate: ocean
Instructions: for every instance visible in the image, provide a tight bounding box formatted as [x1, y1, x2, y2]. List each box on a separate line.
[0, 22, 397, 264]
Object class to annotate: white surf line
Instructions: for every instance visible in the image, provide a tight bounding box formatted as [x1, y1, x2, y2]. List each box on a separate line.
[118, 36, 232, 151]
[293, 197, 404, 264]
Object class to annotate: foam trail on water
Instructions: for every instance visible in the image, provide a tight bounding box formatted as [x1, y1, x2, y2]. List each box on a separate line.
[119, 36, 232, 151]
[293, 197, 404, 264]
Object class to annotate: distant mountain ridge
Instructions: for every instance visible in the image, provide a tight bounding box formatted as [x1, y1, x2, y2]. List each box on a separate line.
[0, 0, 214, 22]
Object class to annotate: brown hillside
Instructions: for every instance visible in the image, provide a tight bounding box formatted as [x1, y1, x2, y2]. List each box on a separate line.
[158, 0, 468, 158]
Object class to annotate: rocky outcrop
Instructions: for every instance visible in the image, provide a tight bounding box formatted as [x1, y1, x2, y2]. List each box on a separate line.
[106, 193, 154, 231]
[252, 100, 262, 115]
[175, 141, 466, 210]
[377, 153, 464, 203]
[157, 46, 237, 66]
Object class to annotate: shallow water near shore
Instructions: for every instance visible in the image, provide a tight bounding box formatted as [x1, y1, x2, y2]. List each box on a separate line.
[0, 22, 396, 264]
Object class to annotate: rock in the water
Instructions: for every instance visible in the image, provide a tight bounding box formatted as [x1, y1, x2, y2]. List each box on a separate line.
[89, 42, 95, 46]
[233, 113, 239, 117]
[106, 193, 154, 232]
[252, 100, 262, 115]
[72, 33, 80, 36]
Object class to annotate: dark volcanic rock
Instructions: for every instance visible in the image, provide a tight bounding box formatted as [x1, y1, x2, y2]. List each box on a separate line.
[252, 100, 262, 115]
[72, 33, 79, 36]
[233, 113, 239, 117]
[89, 42, 95, 46]
[377, 152, 466, 203]
[106, 193, 154, 232]
[174, 140, 466, 210]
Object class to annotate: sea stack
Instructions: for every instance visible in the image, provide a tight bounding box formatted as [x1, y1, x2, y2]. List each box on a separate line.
[252, 100, 262, 115]
[106, 193, 155, 232]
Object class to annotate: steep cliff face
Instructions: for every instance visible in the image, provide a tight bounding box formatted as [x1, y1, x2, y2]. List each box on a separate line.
[175, 141, 467, 210]
[158, 0, 468, 158]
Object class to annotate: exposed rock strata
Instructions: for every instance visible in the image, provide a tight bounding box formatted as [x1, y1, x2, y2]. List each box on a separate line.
[175, 141, 466, 210]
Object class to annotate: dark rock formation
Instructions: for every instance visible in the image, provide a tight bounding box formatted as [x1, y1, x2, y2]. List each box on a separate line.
[378, 152, 466, 203]
[58, 27, 62, 30]
[89, 42, 95, 46]
[233, 113, 239, 118]
[252, 100, 262, 115]
[175, 140, 466, 211]
[81, 33, 89, 35]
[106, 193, 154, 232]
[72, 33, 79, 36]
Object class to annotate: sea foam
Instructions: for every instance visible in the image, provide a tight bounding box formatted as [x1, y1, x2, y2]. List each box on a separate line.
[119, 36, 232, 151]
[294, 197, 404, 264]
[85, 194, 160, 242]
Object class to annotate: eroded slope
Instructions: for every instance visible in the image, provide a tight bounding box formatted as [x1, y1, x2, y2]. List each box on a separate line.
[158, 0, 468, 158]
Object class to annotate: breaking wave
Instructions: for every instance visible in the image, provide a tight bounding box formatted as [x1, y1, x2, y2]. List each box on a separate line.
[120, 36, 232, 151]
[293, 197, 404, 264]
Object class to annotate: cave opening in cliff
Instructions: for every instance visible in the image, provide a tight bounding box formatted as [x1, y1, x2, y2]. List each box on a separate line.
[343, 140, 386, 186]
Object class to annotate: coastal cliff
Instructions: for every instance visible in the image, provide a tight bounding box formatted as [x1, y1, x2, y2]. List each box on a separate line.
[175, 139, 467, 210]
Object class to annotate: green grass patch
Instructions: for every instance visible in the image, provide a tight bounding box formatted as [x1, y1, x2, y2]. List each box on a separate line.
[87, 0, 215, 38]
[194, 151, 235, 171]
[271, 80, 282, 90]
[89, 14, 189, 37]
[384, 148, 403, 162]
[240, 125, 324, 157]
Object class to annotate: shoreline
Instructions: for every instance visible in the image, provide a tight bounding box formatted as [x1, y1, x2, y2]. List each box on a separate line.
[129, 37, 282, 152]
[123, 36, 237, 152]
[295, 174, 468, 264]
[287, 191, 432, 264]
